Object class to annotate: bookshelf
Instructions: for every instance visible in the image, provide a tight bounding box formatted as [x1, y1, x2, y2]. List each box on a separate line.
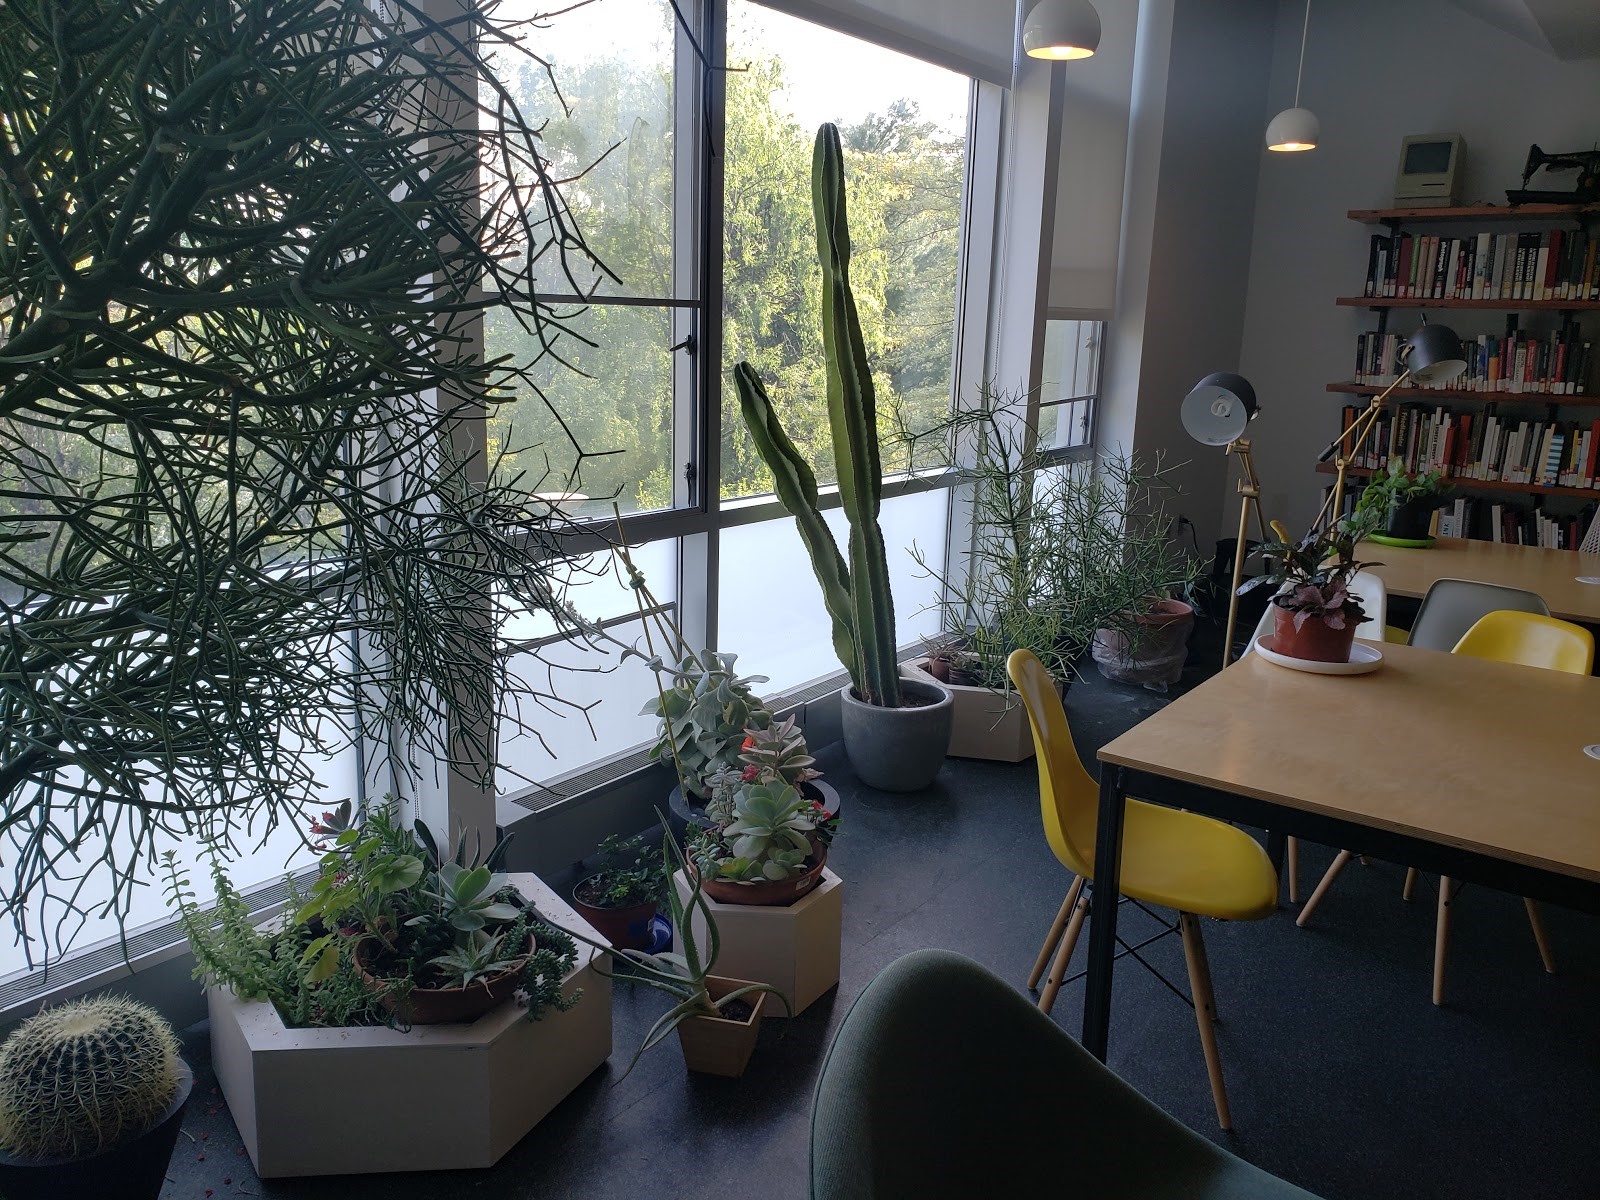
[1332, 203, 1600, 547]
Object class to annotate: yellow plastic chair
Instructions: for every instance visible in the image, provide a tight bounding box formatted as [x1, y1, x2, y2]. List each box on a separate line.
[1423, 611, 1595, 1003]
[1008, 649, 1278, 1130]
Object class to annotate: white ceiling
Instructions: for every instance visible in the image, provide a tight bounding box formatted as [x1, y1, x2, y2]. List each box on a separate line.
[1446, 0, 1600, 59]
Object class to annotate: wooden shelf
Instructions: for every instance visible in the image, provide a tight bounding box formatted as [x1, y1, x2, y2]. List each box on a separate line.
[1348, 203, 1600, 223]
[1336, 296, 1600, 311]
[1324, 382, 1600, 406]
[1316, 461, 1600, 500]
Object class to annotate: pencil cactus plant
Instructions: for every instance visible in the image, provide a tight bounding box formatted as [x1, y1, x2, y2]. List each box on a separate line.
[734, 123, 902, 708]
[0, 997, 181, 1160]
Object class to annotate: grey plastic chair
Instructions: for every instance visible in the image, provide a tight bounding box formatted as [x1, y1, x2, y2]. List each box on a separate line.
[1405, 577, 1548, 651]
[810, 949, 1323, 1200]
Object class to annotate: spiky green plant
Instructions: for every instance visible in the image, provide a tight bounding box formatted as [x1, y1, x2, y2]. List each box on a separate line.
[0, 997, 180, 1160]
[734, 123, 901, 707]
[0, 0, 614, 963]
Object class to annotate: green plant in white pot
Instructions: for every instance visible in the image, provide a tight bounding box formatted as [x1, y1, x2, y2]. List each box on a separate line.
[733, 124, 952, 793]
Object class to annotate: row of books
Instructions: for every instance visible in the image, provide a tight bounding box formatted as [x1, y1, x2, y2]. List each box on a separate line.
[1338, 401, 1600, 490]
[1340, 487, 1598, 550]
[1352, 323, 1594, 394]
[1362, 228, 1600, 303]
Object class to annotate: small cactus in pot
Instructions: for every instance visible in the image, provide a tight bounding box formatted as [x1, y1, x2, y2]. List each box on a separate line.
[0, 996, 182, 1161]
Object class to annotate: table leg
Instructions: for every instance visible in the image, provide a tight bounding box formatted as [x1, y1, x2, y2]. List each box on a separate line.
[1082, 765, 1127, 1062]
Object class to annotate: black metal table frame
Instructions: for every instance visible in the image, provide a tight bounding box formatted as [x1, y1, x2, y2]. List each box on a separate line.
[1082, 764, 1600, 1061]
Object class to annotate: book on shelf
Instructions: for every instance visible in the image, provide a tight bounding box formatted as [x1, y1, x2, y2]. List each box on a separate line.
[1329, 484, 1599, 550]
[1351, 320, 1592, 394]
[1338, 400, 1600, 491]
[1362, 227, 1599, 302]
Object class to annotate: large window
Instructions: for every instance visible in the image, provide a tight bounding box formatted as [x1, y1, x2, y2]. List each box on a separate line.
[721, 2, 971, 497]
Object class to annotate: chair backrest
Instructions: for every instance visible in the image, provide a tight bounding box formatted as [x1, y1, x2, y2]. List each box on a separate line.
[1242, 569, 1387, 656]
[1007, 649, 1096, 878]
[1451, 610, 1595, 675]
[1408, 578, 1549, 651]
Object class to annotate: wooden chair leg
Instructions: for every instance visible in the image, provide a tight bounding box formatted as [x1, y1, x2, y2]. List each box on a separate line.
[1028, 876, 1083, 990]
[1287, 837, 1299, 904]
[1179, 912, 1231, 1131]
[1433, 876, 1454, 1006]
[1039, 889, 1090, 1017]
[1296, 849, 1354, 928]
[1403, 867, 1418, 902]
[1524, 898, 1556, 974]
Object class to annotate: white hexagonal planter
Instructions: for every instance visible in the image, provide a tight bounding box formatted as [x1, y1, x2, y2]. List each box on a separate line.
[208, 873, 611, 1178]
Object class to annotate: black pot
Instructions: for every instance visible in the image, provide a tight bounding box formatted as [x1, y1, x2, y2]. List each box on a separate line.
[0, 1060, 193, 1200]
[1386, 496, 1438, 540]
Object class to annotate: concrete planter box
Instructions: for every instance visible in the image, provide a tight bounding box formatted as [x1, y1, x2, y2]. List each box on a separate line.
[208, 874, 610, 1178]
[673, 867, 842, 1017]
[904, 660, 1062, 763]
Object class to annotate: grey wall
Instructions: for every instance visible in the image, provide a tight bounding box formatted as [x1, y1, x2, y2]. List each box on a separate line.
[1228, 0, 1600, 539]
[1101, 0, 1275, 556]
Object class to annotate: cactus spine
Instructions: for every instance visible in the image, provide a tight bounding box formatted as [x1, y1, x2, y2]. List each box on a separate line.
[0, 996, 180, 1160]
[733, 123, 902, 707]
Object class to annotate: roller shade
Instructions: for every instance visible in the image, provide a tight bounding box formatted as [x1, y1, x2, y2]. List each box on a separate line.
[753, 0, 1019, 85]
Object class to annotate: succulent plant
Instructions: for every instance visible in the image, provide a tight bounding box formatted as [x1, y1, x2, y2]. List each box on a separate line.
[722, 782, 817, 879]
[0, 996, 181, 1160]
[737, 715, 820, 789]
[641, 649, 774, 797]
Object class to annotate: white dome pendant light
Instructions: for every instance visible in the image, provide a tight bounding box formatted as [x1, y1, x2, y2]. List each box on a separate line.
[1023, 0, 1102, 61]
[1266, 0, 1319, 152]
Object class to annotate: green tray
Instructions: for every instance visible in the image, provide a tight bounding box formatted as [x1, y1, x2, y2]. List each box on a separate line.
[1368, 532, 1435, 549]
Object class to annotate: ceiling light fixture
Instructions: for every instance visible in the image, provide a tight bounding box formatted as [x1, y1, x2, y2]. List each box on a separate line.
[1023, 0, 1102, 62]
[1266, 0, 1319, 152]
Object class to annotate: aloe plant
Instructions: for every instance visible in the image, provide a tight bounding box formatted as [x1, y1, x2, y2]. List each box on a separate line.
[734, 123, 902, 708]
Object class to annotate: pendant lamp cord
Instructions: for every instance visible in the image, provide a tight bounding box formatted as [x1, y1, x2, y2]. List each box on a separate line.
[1293, 0, 1311, 106]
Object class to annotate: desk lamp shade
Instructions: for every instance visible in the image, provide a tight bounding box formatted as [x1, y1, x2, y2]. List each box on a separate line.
[1404, 323, 1467, 385]
[1181, 373, 1259, 446]
[1023, 0, 1101, 60]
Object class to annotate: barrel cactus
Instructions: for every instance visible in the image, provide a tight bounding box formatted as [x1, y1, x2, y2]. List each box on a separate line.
[0, 997, 181, 1160]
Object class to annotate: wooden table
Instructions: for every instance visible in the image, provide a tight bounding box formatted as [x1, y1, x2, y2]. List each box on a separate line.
[1082, 642, 1600, 1060]
[1361, 537, 1600, 623]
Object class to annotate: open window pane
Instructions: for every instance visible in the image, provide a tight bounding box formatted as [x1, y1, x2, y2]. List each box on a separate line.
[721, 2, 970, 499]
[1038, 319, 1102, 452]
[489, 0, 679, 299]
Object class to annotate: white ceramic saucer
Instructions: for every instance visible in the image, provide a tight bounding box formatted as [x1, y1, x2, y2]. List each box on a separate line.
[1254, 635, 1383, 676]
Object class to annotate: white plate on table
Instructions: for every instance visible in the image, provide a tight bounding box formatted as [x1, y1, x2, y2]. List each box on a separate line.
[1254, 635, 1383, 675]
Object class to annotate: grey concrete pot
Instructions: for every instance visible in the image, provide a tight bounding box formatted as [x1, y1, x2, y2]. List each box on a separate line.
[839, 676, 953, 792]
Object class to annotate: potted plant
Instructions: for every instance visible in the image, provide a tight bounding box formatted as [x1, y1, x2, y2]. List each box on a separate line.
[733, 124, 952, 792]
[572, 833, 669, 951]
[687, 717, 841, 906]
[538, 828, 791, 1080]
[642, 649, 775, 803]
[1356, 457, 1453, 542]
[0, 997, 191, 1200]
[1238, 513, 1383, 663]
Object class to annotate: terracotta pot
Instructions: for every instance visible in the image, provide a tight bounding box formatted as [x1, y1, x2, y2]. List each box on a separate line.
[1091, 599, 1196, 688]
[357, 933, 533, 1025]
[571, 877, 658, 951]
[690, 841, 828, 907]
[676, 976, 768, 1078]
[1269, 603, 1359, 663]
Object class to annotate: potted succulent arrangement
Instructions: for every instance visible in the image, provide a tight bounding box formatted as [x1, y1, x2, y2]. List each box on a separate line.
[0, 997, 192, 1200]
[1238, 513, 1382, 663]
[1356, 456, 1453, 543]
[572, 833, 670, 951]
[734, 124, 952, 792]
[163, 804, 609, 1178]
[688, 716, 841, 906]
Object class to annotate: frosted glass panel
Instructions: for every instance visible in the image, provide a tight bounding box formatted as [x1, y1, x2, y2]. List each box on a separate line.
[718, 490, 947, 695]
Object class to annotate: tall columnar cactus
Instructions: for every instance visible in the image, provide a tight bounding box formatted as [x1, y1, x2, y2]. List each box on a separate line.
[0, 997, 181, 1160]
[734, 123, 903, 707]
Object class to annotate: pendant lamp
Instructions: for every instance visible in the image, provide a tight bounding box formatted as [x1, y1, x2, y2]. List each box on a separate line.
[1266, 0, 1318, 152]
[1023, 0, 1101, 61]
